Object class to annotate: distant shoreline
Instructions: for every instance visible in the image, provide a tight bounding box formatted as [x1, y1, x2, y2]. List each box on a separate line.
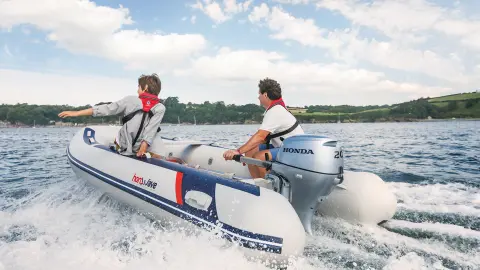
[2, 117, 478, 129]
[2, 91, 478, 128]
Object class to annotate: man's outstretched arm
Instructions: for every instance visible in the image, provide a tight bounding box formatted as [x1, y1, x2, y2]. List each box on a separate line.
[237, 129, 270, 154]
[223, 129, 270, 160]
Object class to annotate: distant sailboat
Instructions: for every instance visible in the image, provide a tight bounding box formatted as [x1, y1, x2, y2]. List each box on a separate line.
[194, 115, 197, 125]
[337, 113, 341, 124]
[177, 116, 180, 126]
[33, 120, 36, 128]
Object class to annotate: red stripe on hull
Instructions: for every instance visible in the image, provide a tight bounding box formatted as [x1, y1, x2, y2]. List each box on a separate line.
[175, 172, 184, 205]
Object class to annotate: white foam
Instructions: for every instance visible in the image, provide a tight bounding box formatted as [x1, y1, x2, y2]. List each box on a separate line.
[0, 181, 314, 270]
[383, 220, 480, 240]
[310, 216, 480, 269]
[382, 252, 447, 270]
[389, 182, 480, 216]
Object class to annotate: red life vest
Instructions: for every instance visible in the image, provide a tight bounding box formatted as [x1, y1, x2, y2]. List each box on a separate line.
[266, 98, 286, 111]
[139, 92, 160, 112]
[121, 93, 162, 148]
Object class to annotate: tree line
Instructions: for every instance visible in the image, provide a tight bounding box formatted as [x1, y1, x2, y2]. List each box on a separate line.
[0, 96, 479, 126]
[0, 97, 265, 126]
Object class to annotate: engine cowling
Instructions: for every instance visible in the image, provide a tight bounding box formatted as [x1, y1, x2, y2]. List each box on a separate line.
[269, 135, 344, 234]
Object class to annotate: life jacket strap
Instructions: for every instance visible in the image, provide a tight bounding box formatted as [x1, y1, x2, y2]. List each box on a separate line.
[264, 120, 299, 149]
[121, 109, 142, 125]
[131, 111, 148, 147]
[263, 103, 300, 149]
[121, 109, 161, 148]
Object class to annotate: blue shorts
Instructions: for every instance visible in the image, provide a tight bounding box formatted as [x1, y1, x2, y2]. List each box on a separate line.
[259, 144, 279, 161]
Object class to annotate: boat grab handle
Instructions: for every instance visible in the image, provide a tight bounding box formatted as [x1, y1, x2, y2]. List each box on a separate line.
[232, 155, 272, 170]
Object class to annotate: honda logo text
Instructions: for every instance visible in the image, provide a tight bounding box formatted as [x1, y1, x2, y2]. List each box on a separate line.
[282, 148, 314, 154]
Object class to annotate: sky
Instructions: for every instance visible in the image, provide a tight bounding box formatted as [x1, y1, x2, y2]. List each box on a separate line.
[0, 0, 479, 107]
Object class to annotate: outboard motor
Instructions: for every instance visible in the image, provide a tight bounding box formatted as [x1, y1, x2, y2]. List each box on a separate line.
[234, 135, 344, 234]
[268, 135, 344, 234]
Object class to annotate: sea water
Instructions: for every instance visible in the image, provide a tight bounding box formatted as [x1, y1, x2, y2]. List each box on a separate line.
[0, 121, 479, 270]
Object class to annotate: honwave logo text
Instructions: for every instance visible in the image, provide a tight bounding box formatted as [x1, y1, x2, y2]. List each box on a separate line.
[283, 148, 314, 154]
[132, 173, 157, 190]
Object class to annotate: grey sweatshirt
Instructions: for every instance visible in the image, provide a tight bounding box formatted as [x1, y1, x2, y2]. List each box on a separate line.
[92, 95, 166, 155]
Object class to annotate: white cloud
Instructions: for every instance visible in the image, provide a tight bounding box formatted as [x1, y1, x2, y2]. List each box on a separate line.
[0, 0, 476, 107]
[247, 3, 470, 84]
[0, 44, 453, 108]
[191, 0, 253, 24]
[175, 47, 452, 100]
[224, 0, 253, 14]
[106, 30, 206, 71]
[202, 1, 229, 23]
[273, 0, 313, 4]
[0, 0, 207, 72]
[315, 0, 480, 51]
[433, 19, 480, 51]
[248, 3, 270, 23]
[337, 35, 469, 84]
[259, 6, 343, 50]
[316, 0, 444, 40]
[0, 69, 135, 106]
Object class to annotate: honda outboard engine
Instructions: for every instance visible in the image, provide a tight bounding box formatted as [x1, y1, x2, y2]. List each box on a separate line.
[266, 135, 344, 234]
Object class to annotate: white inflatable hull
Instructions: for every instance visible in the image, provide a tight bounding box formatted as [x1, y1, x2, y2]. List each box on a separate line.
[316, 171, 397, 224]
[67, 126, 306, 264]
[150, 129, 397, 226]
[66, 126, 397, 262]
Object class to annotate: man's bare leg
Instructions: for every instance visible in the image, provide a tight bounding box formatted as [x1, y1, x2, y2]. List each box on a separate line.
[245, 146, 260, 177]
[245, 146, 273, 178]
[252, 150, 272, 178]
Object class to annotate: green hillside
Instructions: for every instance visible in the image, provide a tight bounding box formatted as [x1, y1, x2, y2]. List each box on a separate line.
[428, 92, 480, 102]
[0, 91, 479, 126]
[292, 91, 480, 123]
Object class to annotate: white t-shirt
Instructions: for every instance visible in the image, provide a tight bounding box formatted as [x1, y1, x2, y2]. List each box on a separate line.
[259, 105, 304, 148]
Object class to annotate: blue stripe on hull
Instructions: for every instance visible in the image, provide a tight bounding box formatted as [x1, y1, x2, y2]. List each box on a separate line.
[67, 139, 284, 254]
[85, 128, 261, 197]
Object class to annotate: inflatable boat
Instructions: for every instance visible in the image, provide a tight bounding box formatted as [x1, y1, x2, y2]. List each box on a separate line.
[65, 126, 396, 264]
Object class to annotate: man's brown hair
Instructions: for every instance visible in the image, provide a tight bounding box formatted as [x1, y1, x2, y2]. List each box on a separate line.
[138, 73, 161, 95]
[259, 77, 282, 100]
